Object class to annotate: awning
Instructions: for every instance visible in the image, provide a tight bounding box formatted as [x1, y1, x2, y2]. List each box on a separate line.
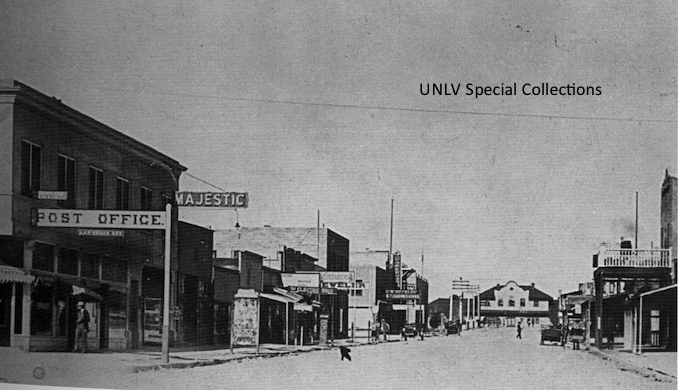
[58, 278, 103, 301]
[71, 285, 103, 301]
[260, 292, 298, 304]
[0, 265, 34, 284]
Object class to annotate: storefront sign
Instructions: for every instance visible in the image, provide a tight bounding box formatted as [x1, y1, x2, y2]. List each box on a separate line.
[321, 281, 365, 290]
[288, 286, 337, 295]
[320, 272, 353, 283]
[78, 229, 124, 237]
[33, 209, 166, 229]
[35, 191, 68, 200]
[175, 191, 248, 208]
[281, 273, 320, 288]
[385, 289, 420, 300]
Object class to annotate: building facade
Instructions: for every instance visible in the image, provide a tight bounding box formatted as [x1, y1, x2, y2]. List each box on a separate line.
[213, 227, 350, 340]
[0, 80, 185, 351]
[479, 281, 555, 327]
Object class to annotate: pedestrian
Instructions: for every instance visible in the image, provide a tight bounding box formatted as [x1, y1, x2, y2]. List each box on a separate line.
[419, 326, 425, 341]
[74, 301, 90, 353]
[516, 321, 522, 339]
[381, 319, 390, 342]
[401, 327, 408, 342]
[339, 346, 352, 361]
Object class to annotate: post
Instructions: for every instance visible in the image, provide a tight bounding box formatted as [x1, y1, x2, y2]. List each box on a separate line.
[389, 199, 393, 268]
[162, 203, 172, 363]
[286, 302, 289, 346]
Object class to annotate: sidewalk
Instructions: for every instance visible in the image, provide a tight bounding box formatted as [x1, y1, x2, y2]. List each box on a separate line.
[588, 348, 677, 382]
[0, 339, 367, 386]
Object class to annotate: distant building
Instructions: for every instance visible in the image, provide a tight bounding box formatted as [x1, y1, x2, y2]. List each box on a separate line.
[661, 170, 677, 283]
[479, 281, 555, 327]
[213, 227, 349, 340]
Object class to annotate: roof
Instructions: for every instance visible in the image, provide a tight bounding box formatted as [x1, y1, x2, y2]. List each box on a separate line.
[0, 79, 186, 173]
[479, 283, 554, 301]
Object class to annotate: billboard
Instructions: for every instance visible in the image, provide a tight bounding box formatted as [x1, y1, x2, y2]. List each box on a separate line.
[281, 273, 320, 288]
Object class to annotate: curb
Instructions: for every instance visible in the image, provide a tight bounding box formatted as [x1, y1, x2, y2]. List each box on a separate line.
[588, 349, 677, 383]
[132, 345, 338, 372]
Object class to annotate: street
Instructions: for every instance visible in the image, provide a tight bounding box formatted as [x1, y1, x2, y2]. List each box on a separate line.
[1, 326, 674, 390]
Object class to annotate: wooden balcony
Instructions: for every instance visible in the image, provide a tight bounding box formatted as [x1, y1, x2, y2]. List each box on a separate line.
[598, 248, 671, 268]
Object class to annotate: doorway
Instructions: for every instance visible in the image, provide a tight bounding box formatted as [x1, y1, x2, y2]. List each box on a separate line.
[0, 283, 12, 346]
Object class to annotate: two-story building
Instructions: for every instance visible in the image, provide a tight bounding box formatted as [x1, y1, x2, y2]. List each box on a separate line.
[0, 80, 185, 351]
[479, 281, 555, 327]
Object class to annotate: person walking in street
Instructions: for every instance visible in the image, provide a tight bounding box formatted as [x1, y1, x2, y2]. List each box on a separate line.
[381, 320, 390, 342]
[74, 301, 90, 353]
[516, 321, 523, 339]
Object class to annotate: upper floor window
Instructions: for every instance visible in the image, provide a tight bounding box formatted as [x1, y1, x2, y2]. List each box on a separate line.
[534, 301, 540, 308]
[140, 186, 153, 210]
[21, 140, 42, 196]
[88, 167, 104, 209]
[116, 177, 130, 210]
[508, 299, 515, 307]
[497, 299, 504, 307]
[57, 155, 76, 208]
[520, 298, 526, 307]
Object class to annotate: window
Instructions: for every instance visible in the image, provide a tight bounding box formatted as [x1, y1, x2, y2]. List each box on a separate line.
[58, 248, 78, 276]
[116, 177, 130, 210]
[57, 155, 76, 208]
[508, 299, 515, 307]
[32, 243, 55, 272]
[520, 298, 526, 307]
[81, 253, 99, 279]
[88, 167, 104, 209]
[102, 257, 127, 283]
[497, 299, 503, 307]
[140, 186, 153, 210]
[534, 301, 539, 308]
[21, 140, 42, 196]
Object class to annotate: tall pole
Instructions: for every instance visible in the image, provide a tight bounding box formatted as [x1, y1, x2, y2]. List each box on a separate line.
[389, 199, 393, 268]
[162, 203, 172, 363]
[635, 191, 638, 249]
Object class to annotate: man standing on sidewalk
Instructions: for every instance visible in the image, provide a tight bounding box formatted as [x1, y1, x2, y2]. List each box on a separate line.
[74, 301, 90, 353]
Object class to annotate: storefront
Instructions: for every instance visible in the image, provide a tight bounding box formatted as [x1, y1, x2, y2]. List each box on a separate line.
[0, 237, 132, 351]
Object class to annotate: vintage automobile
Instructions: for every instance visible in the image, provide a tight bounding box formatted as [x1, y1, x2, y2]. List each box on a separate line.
[403, 323, 418, 338]
[445, 321, 460, 335]
[540, 326, 563, 345]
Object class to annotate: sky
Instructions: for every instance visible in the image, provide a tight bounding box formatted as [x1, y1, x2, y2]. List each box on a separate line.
[1, 1, 676, 299]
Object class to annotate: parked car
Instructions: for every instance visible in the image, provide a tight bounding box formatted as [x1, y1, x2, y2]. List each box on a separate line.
[402, 323, 418, 338]
[445, 321, 460, 335]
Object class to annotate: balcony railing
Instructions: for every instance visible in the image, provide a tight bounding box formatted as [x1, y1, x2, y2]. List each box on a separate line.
[599, 248, 671, 268]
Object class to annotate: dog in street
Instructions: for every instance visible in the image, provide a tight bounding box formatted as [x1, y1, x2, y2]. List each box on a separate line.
[339, 346, 352, 361]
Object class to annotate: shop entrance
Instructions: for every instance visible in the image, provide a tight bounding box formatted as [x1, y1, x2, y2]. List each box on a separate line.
[0, 283, 12, 346]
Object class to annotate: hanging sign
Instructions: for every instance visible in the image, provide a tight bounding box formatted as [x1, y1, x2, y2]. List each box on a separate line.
[175, 192, 248, 208]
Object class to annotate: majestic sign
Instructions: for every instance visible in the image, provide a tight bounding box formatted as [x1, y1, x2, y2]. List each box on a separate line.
[385, 289, 420, 300]
[281, 273, 320, 288]
[33, 209, 166, 229]
[175, 191, 248, 208]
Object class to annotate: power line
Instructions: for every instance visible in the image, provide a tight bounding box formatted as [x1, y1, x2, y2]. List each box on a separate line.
[96, 87, 675, 124]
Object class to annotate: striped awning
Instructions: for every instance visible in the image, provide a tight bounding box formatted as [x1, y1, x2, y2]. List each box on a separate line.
[0, 265, 35, 284]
